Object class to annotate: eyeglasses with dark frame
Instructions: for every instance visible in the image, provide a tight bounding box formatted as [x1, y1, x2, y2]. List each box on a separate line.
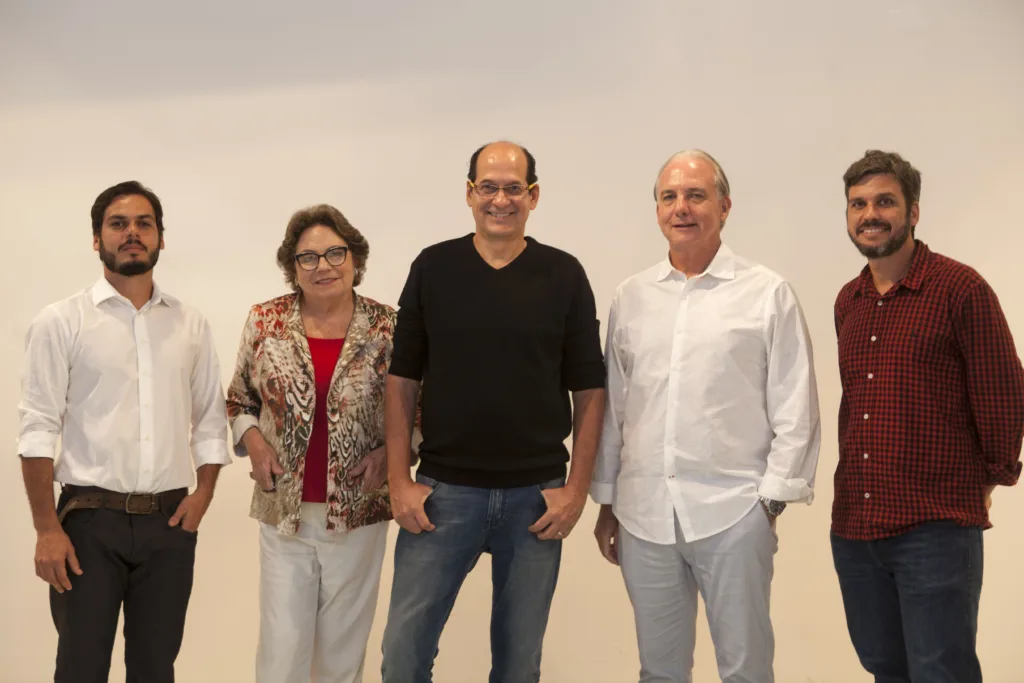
[295, 246, 349, 271]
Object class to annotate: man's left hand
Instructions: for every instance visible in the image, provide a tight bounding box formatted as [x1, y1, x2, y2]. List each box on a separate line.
[168, 488, 214, 533]
[529, 486, 587, 541]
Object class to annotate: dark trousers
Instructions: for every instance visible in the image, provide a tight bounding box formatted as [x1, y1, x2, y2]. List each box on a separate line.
[51, 487, 197, 683]
[831, 522, 984, 683]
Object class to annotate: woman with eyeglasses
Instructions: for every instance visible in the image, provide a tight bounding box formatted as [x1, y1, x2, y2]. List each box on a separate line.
[227, 204, 415, 683]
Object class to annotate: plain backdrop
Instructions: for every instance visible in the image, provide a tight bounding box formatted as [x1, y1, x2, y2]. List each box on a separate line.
[2, 1, 1023, 681]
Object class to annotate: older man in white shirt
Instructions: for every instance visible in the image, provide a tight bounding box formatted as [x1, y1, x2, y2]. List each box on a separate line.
[18, 181, 232, 683]
[592, 150, 821, 683]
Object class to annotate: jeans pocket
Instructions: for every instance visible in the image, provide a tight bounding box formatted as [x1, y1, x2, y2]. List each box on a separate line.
[536, 477, 566, 493]
[415, 472, 442, 500]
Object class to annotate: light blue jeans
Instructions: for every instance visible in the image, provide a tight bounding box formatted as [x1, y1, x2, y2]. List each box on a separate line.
[381, 472, 564, 683]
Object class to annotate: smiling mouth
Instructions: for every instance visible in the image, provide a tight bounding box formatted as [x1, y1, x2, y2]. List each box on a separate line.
[488, 211, 514, 219]
[858, 226, 890, 235]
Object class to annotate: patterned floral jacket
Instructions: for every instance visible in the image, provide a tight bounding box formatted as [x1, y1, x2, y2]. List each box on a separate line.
[227, 292, 405, 535]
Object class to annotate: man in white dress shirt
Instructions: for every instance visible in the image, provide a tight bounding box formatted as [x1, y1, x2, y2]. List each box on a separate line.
[17, 181, 232, 683]
[592, 150, 821, 683]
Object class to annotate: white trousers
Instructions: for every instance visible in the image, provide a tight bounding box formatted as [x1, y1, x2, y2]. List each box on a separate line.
[619, 503, 778, 683]
[256, 503, 388, 683]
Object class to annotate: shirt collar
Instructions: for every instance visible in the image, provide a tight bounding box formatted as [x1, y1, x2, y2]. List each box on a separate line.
[855, 240, 931, 296]
[656, 242, 737, 282]
[91, 277, 171, 308]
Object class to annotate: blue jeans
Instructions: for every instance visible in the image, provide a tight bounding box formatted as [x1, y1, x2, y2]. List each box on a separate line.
[830, 522, 984, 683]
[381, 473, 564, 683]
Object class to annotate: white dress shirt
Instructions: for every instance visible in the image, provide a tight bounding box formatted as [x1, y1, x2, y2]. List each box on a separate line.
[17, 278, 232, 493]
[591, 244, 821, 544]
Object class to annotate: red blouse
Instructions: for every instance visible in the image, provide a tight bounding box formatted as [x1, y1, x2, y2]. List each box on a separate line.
[302, 336, 345, 503]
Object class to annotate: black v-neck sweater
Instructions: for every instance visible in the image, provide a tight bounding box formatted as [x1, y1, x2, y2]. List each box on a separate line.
[389, 234, 606, 488]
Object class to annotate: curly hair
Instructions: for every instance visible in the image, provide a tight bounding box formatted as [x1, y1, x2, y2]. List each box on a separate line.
[276, 204, 369, 291]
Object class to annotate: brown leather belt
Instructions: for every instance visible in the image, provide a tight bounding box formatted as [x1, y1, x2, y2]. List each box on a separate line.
[57, 485, 187, 524]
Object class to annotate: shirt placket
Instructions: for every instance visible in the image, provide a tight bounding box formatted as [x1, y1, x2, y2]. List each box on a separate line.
[666, 276, 690, 537]
[859, 292, 889, 505]
[134, 305, 156, 492]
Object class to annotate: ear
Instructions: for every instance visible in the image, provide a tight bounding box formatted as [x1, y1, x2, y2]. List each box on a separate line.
[720, 196, 733, 226]
[466, 181, 474, 207]
[909, 202, 920, 228]
[527, 184, 540, 209]
[159, 233, 166, 250]
[93, 233, 100, 252]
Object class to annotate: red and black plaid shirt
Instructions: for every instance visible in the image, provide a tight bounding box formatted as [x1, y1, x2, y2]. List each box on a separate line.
[833, 241, 1024, 540]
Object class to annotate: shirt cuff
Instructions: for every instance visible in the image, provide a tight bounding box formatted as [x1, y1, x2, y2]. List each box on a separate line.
[192, 438, 232, 468]
[590, 481, 615, 505]
[758, 473, 814, 504]
[986, 461, 1022, 487]
[17, 431, 58, 460]
[230, 415, 260, 456]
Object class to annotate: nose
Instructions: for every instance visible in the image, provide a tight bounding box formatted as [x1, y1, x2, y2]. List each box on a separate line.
[672, 196, 690, 216]
[490, 190, 513, 207]
[862, 202, 881, 220]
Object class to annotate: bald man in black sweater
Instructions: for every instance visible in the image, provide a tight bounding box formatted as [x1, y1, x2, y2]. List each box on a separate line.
[381, 141, 606, 683]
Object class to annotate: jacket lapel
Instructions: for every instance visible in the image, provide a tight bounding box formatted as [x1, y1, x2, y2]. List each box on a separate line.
[331, 295, 371, 387]
[285, 294, 316, 390]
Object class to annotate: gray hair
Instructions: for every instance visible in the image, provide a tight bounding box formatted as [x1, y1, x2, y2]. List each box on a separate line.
[653, 149, 731, 201]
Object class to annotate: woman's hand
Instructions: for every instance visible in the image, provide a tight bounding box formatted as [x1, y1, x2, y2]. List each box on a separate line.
[347, 446, 387, 493]
[243, 428, 285, 492]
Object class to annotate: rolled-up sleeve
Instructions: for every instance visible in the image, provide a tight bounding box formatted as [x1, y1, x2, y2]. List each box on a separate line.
[955, 281, 1024, 486]
[562, 260, 606, 391]
[758, 282, 821, 503]
[590, 291, 624, 505]
[17, 306, 69, 460]
[189, 316, 232, 468]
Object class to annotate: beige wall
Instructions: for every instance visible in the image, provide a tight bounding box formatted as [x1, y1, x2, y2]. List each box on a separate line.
[2, 1, 1023, 681]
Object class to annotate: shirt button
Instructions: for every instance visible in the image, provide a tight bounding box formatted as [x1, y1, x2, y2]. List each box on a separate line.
[668, 475, 675, 479]
[863, 414, 869, 420]
[876, 301, 883, 307]
[864, 492, 871, 499]
[870, 335, 877, 342]
[863, 453, 869, 459]
[867, 373, 874, 379]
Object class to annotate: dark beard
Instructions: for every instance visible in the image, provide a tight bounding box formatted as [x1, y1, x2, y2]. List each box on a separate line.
[99, 241, 160, 276]
[850, 217, 912, 259]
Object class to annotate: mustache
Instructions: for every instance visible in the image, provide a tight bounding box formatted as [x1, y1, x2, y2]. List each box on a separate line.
[119, 239, 147, 252]
[857, 219, 891, 233]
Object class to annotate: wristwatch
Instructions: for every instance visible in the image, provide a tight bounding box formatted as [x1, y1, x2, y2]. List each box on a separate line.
[759, 496, 787, 518]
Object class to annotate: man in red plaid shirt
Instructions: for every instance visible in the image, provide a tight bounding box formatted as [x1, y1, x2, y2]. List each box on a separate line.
[831, 149, 1024, 683]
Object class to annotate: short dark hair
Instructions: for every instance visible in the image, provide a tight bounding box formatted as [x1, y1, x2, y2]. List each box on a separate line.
[91, 181, 164, 236]
[467, 142, 538, 185]
[843, 150, 921, 206]
[276, 204, 369, 291]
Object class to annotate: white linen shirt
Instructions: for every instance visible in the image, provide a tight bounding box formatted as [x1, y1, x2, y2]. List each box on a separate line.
[591, 244, 821, 544]
[17, 278, 232, 493]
